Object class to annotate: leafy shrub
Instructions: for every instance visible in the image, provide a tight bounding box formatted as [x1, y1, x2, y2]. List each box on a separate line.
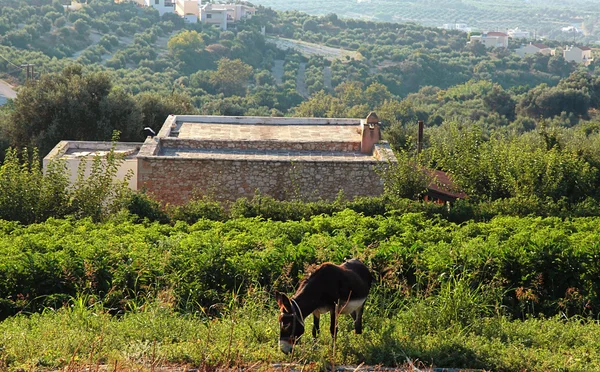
[169, 197, 227, 223]
[125, 191, 169, 223]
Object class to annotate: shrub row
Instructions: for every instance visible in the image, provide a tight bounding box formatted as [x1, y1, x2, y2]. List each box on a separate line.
[1, 212, 600, 321]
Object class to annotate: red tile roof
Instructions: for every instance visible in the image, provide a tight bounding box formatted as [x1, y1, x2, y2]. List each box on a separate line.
[487, 32, 508, 37]
[425, 169, 468, 199]
[579, 46, 592, 51]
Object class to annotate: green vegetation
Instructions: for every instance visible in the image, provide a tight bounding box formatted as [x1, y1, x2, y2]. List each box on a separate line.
[2, 0, 600, 369]
[1, 211, 600, 370]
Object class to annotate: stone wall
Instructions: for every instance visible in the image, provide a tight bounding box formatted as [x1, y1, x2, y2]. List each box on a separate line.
[138, 157, 386, 205]
[160, 138, 362, 152]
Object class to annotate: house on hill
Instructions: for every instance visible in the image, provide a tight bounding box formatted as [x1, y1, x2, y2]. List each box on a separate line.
[563, 46, 594, 66]
[469, 31, 509, 48]
[175, 0, 199, 23]
[507, 27, 530, 39]
[516, 43, 555, 58]
[200, 2, 255, 30]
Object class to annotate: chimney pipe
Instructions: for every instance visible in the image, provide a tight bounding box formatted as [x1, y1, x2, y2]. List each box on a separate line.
[417, 120, 424, 154]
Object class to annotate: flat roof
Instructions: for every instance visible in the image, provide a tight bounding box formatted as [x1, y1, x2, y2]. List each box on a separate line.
[158, 147, 376, 162]
[44, 141, 143, 161]
[135, 115, 395, 162]
[175, 121, 362, 142]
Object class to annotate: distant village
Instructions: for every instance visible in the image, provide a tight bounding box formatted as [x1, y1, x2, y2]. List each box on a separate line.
[118, 0, 256, 30]
[441, 23, 595, 65]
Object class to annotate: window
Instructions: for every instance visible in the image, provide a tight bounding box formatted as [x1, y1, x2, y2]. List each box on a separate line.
[206, 13, 212, 18]
[155, 0, 159, 4]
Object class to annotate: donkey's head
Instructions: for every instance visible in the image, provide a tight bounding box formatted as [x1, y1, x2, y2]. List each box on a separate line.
[275, 292, 305, 354]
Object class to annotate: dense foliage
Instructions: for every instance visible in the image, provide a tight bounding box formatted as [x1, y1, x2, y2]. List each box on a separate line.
[2, 211, 600, 322]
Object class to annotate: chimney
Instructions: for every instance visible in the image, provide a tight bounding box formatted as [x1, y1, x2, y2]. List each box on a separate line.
[417, 120, 424, 154]
[361, 112, 381, 154]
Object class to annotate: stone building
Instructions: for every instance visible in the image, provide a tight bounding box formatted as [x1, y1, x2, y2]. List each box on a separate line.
[45, 113, 395, 205]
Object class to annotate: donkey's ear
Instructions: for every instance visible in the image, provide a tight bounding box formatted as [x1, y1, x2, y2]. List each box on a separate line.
[275, 291, 292, 312]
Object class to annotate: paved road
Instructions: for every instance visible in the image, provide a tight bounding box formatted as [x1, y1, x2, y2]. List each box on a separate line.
[266, 37, 362, 61]
[0, 79, 17, 106]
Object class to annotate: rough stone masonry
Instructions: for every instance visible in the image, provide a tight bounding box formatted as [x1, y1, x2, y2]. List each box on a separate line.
[136, 112, 395, 205]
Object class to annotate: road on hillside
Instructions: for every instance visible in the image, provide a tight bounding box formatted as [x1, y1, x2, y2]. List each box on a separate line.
[0, 79, 17, 105]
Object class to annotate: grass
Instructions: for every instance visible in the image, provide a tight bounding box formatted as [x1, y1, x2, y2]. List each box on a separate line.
[2, 286, 600, 371]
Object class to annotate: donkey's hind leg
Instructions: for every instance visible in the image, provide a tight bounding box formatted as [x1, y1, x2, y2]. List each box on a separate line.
[351, 306, 364, 334]
[312, 314, 320, 338]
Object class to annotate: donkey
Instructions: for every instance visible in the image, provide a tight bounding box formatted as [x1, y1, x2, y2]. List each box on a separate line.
[275, 258, 373, 354]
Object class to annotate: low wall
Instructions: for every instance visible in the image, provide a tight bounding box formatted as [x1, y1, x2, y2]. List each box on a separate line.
[138, 157, 386, 205]
[160, 138, 362, 152]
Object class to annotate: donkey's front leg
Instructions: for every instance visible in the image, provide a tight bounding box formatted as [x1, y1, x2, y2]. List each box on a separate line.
[312, 313, 320, 338]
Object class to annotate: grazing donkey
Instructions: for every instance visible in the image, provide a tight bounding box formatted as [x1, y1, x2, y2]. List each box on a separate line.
[275, 259, 373, 354]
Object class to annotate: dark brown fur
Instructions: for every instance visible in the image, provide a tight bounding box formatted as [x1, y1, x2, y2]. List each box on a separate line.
[275, 259, 373, 353]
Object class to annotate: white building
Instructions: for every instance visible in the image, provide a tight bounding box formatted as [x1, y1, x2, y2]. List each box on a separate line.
[516, 43, 555, 58]
[441, 23, 472, 33]
[138, 0, 175, 16]
[200, 2, 255, 30]
[563, 46, 594, 66]
[43, 141, 142, 190]
[469, 32, 509, 48]
[175, 0, 200, 23]
[561, 26, 581, 33]
[508, 27, 530, 39]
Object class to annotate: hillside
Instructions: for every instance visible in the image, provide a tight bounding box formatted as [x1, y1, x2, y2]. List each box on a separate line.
[251, 0, 600, 43]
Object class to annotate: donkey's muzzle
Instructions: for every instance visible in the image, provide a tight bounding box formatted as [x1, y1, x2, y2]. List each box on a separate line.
[279, 340, 293, 354]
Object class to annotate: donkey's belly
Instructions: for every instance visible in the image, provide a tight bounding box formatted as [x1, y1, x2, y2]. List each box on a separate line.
[313, 298, 366, 316]
[339, 298, 366, 314]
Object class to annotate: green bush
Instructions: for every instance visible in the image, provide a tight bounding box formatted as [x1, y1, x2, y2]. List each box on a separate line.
[2, 212, 600, 320]
[169, 196, 227, 223]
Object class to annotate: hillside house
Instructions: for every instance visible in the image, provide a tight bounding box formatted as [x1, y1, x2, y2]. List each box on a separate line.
[516, 43, 555, 58]
[469, 32, 509, 48]
[136, 0, 175, 16]
[175, 0, 199, 23]
[441, 23, 472, 33]
[44, 113, 395, 205]
[200, 3, 255, 30]
[563, 46, 594, 66]
[507, 27, 530, 39]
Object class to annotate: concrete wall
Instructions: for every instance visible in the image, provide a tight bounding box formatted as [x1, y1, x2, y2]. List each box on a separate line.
[63, 156, 138, 190]
[137, 157, 387, 205]
[43, 141, 142, 190]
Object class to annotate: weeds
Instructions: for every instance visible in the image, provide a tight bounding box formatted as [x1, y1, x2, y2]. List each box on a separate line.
[0, 287, 600, 370]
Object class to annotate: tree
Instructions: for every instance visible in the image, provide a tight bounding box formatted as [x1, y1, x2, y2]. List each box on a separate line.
[73, 18, 90, 35]
[135, 92, 196, 131]
[6, 65, 142, 156]
[379, 150, 431, 200]
[167, 30, 208, 72]
[302, 19, 318, 32]
[483, 85, 516, 121]
[209, 58, 253, 97]
[292, 90, 345, 118]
